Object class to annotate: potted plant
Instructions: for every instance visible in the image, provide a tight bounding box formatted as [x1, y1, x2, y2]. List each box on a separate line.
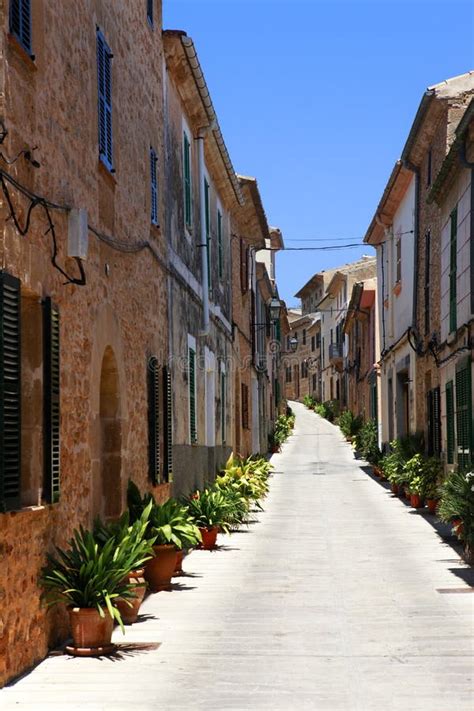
[40, 526, 151, 655]
[93, 501, 155, 624]
[423, 458, 443, 514]
[438, 470, 474, 564]
[185, 489, 232, 549]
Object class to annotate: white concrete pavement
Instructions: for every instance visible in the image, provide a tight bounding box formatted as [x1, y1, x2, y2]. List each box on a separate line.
[2, 401, 473, 710]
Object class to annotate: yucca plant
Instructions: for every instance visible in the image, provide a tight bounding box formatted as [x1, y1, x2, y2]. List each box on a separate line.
[213, 479, 250, 527]
[185, 489, 233, 533]
[93, 500, 156, 566]
[337, 410, 362, 439]
[148, 498, 202, 549]
[40, 527, 149, 632]
[438, 470, 474, 548]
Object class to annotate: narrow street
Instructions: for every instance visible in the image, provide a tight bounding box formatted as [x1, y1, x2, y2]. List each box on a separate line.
[3, 402, 473, 711]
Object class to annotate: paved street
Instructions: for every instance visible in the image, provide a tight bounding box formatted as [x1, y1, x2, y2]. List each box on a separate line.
[3, 401, 473, 710]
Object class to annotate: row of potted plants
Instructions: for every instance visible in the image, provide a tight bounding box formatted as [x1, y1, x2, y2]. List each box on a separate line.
[40, 454, 273, 656]
[269, 408, 295, 452]
[302, 396, 341, 423]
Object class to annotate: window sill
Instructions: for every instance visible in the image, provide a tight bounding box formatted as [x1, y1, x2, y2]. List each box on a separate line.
[4, 503, 52, 517]
[7, 33, 36, 70]
[98, 157, 116, 184]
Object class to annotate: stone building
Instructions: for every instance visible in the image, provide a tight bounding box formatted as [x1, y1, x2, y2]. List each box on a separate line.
[163, 30, 244, 492]
[343, 278, 378, 422]
[0, 0, 170, 685]
[364, 161, 417, 447]
[283, 312, 321, 403]
[427, 98, 474, 468]
[400, 72, 474, 455]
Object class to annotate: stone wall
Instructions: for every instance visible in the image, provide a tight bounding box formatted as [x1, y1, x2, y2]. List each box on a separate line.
[0, 0, 170, 686]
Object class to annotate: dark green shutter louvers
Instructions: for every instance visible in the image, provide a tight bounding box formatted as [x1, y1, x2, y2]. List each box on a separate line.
[43, 298, 61, 504]
[97, 29, 113, 170]
[10, 0, 32, 55]
[456, 362, 473, 469]
[163, 365, 173, 482]
[446, 380, 455, 464]
[449, 207, 457, 333]
[0, 272, 21, 512]
[147, 356, 160, 485]
[189, 347, 197, 443]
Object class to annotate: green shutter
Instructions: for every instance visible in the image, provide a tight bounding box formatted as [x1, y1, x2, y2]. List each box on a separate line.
[204, 179, 211, 289]
[183, 133, 192, 228]
[446, 380, 455, 464]
[0, 272, 21, 512]
[220, 370, 226, 444]
[147, 356, 160, 485]
[449, 207, 457, 333]
[43, 298, 61, 503]
[163, 365, 173, 482]
[189, 347, 197, 443]
[217, 210, 223, 280]
[456, 362, 473, 468]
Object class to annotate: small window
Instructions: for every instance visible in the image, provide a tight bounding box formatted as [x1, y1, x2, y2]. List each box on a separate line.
[150, 147, 158, 226]
[97, 29, 113, 171]
[183, 132, 192, 230]
[302, 329, 306, 346]
[9, 0, 32, 56]
[396, 237, 402, 284]
[217, 210, 223, 280]
[147, 0, 154, 26]
[311, 335, 315, 351]
[424, 231, 431, 335]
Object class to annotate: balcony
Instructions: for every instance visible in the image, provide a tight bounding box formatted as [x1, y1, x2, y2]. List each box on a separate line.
[329, 342, 343, 370]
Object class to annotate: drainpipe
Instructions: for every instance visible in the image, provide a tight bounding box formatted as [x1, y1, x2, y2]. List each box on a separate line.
[196, 126, 213, 337]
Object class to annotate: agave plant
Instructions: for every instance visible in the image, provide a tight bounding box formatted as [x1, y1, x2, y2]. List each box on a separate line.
[40, 526, 149, 632]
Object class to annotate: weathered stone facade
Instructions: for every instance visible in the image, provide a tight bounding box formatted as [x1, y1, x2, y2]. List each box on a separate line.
[0, 1, 170, 685]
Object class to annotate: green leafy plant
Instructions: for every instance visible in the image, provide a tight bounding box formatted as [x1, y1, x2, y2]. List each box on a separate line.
[314, 400, 339, 422]
[354, 419, 381, 464]
[438, 469, 474, 546]
[337, 410, 363, 439]
[185, 489, 233, 533]
[381, 440, 409, 486]
[272, 413, 295, 447]
[404, 454, 443, 497]
[93, 500, 156, 570]
[40, 527, 148, 632]
[303, 395, 316, 409]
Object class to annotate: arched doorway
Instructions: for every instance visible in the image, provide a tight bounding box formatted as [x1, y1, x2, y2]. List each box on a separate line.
[97, 346, 122, 520]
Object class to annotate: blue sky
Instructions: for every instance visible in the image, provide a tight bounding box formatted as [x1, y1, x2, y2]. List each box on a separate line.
[164, 0, 474, 307]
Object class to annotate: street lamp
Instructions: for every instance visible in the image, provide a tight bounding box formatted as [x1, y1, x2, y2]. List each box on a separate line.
[268, 297, 281, 322]
[289, 335, 298, 352]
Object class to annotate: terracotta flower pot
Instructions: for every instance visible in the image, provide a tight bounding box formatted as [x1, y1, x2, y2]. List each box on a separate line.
[452, 519, 464, 539]
[391, 483, 399, 495]
[199, 526, 219, 550]
[115, 568, 147, 625]
[144, 544, 178, 592]
[67, 607, 115, 655]
[426, 498, 438, 514]
[174, 550, 184, 575]
[410, 493, 423, 509]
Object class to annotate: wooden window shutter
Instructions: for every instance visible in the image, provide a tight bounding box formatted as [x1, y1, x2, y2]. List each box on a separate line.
[163, 365, 173, 482]
[150, 147, 158, 225]
[427, 386, 441, 457]
[220, 370, 226, 444]
[43, 298, 61, 503]
[0, 272, 21, 512]
[10, 0, 32, 55]
[456, 362, 473, 468]
[188, 347, 197, 443]
[449, 207, 458, 333]
[217, 210, 223, 280]
[204, 179, 211, 289]
[147, 356, 160, 485]
[446, 380, 455, 464]
[97, 30, 113, 170]
[183, 133, 192, 228]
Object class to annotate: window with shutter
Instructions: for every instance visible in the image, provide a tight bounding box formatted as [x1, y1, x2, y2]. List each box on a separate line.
[456, 362, 473, 468]
[183, 132, 192, 229]
[97, 30, 113, 171]
[241, 383, 249, 430]
[9, 0, 32, 55]
[150, 147, 158, 226]
[220, 370, 226, 444]
[240, 240, 248, 294]
[424, 231, 431, 335]
[163, 365, 173, 482]
[204, 179, 211, 289]
[43, 298, 61, 503]
[449, 207, 457, 333]
[446, 380, 455, 464]
[147, 0, 154, 25]
[0, 272, 21, 512]
[188, 347, 197, 443]
[217, 210, 223, 280]
[427, 387, 441, 457]
[147, 356, 160, 485]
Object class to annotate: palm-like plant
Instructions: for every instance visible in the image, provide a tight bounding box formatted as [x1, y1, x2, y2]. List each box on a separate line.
[148, 498, 202, 549]
[185, 489, 233, 533]
[40, 526, 151, 632]
[438, 469, 474, 546]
